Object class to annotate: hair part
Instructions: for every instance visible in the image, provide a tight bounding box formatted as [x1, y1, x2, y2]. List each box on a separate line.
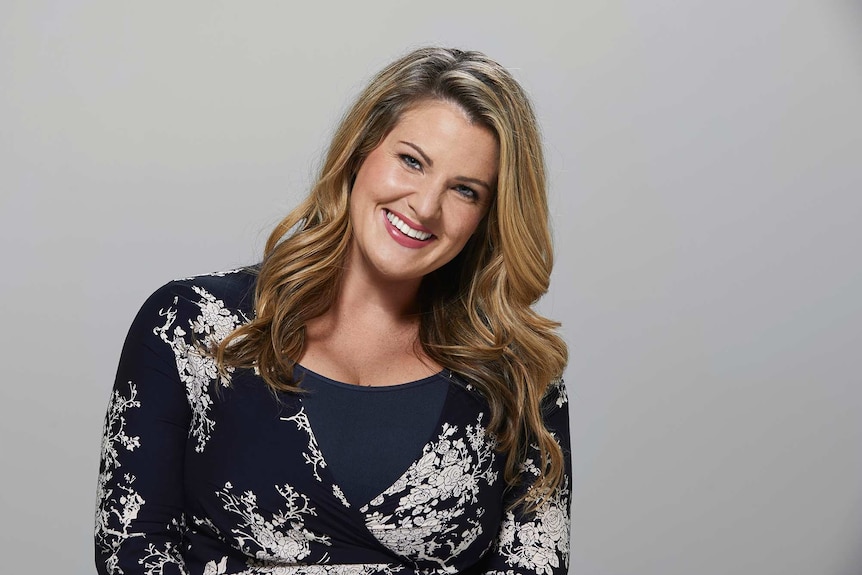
[215, 47, 568, 511]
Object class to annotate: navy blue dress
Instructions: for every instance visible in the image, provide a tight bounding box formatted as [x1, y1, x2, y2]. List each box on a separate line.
[95, 269, 571, 575]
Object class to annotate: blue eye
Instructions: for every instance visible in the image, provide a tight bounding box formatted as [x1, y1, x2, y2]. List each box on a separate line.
[400, 154, 421, 170]
[455, 185, 478, 200]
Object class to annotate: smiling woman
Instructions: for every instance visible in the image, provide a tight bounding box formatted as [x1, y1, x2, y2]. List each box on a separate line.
[348, 100, 498, 286]
[95, 47, 570, 575]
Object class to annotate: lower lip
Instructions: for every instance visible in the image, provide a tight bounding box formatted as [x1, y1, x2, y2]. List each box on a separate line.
[383, 211, 434, 249]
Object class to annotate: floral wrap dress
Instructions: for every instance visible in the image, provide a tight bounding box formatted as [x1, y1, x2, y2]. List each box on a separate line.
[95, 269, 572, 575]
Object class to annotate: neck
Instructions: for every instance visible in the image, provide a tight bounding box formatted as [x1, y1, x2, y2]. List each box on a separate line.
[333, 264, 423, 325]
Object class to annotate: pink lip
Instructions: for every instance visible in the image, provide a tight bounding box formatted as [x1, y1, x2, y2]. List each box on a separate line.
[382, 209, 435, 249]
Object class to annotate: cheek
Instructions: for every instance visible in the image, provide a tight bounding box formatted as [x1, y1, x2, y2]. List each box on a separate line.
[452, 211, 487, 245]
[352, 150, 400, 196]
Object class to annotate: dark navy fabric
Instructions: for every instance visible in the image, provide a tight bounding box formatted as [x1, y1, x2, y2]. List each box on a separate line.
[297, 365, 449, 507]
[94, 269, 572, 575]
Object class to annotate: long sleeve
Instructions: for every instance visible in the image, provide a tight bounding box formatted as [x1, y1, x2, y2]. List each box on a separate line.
[95, 283, 192, 575]
[481, 379, 572, 575]
[95, 270, 571, 574]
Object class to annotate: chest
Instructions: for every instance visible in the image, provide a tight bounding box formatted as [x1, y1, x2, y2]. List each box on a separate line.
[181, 370, 507, 571]
[301, 314, 441, 387]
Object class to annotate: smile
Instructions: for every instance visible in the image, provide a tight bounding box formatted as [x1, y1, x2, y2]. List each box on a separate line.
[385, 211, 433, 241]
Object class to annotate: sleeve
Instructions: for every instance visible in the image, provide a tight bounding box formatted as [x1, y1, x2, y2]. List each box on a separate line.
[481, 379, 572, 575]
[95, 283, 192, 575]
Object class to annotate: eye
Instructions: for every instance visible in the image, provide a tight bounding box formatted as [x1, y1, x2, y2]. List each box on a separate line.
[454, 184, 478, 201]
[400, 154, 422, 170]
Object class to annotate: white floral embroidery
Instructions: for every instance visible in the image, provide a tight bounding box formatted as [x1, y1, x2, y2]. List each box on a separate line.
[546, 377, 568, 409]
[95, 381, 146, 574]
[140, 541, 189, 575]
[237, 561, 402, 575]
[215, 481, 331, 562]
[154, 286, 247, 452]
[180, 268, 245, 281]
[519, 456, 542, 477]
[283, 408, 328, 482]
[493, 477, 570, 575]
[362, 415, 498, 571]
[191, 513, 221, 534]
[203, 556, 228, 575]
[332, 485, 350, 508]
[188, 285, 247, 346]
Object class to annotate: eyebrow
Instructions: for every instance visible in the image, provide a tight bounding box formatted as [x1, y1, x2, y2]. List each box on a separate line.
[401, 141, 433, 167]
[456, 176, 494, 191]
[399, 140, 494, 191]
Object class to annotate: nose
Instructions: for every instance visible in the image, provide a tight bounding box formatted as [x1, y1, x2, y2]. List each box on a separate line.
[406, 182, 444, 222]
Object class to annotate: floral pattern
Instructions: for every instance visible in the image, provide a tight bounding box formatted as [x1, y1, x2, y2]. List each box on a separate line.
[141, 541, 189, 575]
[213, 481, 330, 562]
[95, 272, 572, 575]
[362, 415, 498, 571]
[492, 476, 571, 575]
[331, 485, 350, 508]
[547, 377, 568, 409]
[154, 286, 247, 452]
[234, 560, 402, 575]
[283, 408, 328, 482]
[95, 381, 145, 574]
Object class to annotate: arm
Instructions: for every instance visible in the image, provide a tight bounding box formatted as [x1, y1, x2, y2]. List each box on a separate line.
[95, 283, 192, 575]
[482, 380, 572, 575]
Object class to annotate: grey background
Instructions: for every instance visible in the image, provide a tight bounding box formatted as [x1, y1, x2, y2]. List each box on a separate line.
[1, 1, 860, 574]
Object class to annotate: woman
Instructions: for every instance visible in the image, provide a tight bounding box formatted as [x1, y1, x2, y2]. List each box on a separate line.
[95, 46, 571, 575]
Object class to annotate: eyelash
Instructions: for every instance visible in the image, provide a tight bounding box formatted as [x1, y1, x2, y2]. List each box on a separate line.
[399, 154, 479, 201]
[400, 154, 422, 170]
[454, 184, 478, 201]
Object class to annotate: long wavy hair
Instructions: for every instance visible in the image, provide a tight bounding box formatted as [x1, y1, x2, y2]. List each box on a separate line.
[216, 47, 568, 508]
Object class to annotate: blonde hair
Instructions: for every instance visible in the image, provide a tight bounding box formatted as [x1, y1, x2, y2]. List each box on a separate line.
[216, 47, 568, 508]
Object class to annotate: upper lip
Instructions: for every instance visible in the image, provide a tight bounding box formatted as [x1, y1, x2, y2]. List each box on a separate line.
[386, 209, 434, 235]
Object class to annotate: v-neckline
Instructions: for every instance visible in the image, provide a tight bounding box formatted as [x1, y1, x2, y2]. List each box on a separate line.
[292, 366, 456, 513]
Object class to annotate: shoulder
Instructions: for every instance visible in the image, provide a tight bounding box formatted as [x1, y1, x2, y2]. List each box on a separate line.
[447, 372, 569, 409]
[541, 376, 569, 413]
[172, 267, 258, 309]
[127, 268, 258, 349]
[445, 370, 492, 408]
[444, 372, 570, 417]
[141, 267, 258, 318]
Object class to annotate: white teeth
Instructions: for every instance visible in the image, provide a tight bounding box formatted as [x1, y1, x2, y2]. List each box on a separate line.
[386, 211, 432, 241]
